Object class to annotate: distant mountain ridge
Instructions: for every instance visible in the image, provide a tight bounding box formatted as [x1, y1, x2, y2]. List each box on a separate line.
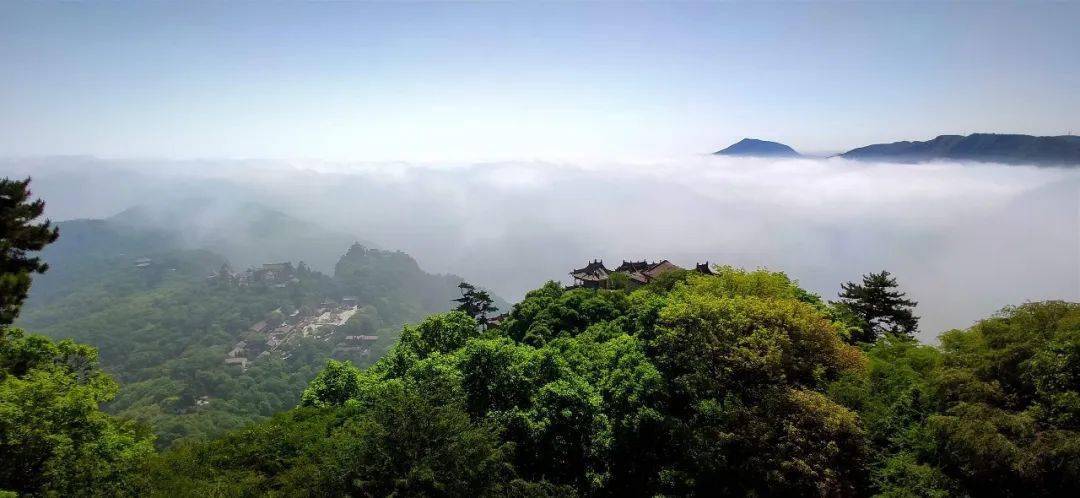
[110, 199, 361, 272]
[711, 133, 1080, 165]
[839, 133, 1080, 165]
[714, 138, 801, 158]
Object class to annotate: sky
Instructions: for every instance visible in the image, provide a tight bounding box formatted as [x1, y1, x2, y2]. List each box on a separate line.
[1, 2, 1078, 339]
[2, 1, 1079, 161]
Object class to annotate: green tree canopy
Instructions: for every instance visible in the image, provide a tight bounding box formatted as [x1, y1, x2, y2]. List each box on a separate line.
[91, 271, 1079, 497]
[299, 359, 367, 408]
[0, 327, 154, 495]
[927, 301, 1080, 496]
[837, 301, 1080, 497]
[280, 268, 872, 496]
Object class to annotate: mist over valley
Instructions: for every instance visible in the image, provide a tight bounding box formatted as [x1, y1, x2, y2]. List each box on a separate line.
[7, 154, 1076, 341]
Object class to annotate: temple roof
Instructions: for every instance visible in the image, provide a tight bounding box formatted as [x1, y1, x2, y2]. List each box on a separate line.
[615, 260, 652, 273]
[573, 272, 608, 282]
[643, 260, 681, 278]
[571, 259, 609, 276]
[570, 258, 713, 288]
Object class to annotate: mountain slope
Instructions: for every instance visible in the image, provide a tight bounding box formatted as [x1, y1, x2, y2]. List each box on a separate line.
[27, 218, 188, 306]
[110, 199, 360, 272]
[714, 138, 801, 157]
[840, 133, 1080, 165]
[17, 214, 494, 446]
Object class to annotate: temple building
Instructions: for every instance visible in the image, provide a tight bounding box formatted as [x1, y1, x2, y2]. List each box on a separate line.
[569, 260, 611, 288]
[570, 259, 714, 289]
[208, 261, 300, 287]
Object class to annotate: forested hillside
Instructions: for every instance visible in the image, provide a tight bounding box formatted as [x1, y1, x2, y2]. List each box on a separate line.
[136, 270, 1080, 497]
[16, 217, 475, 446]
[2, 179, 1077, 497]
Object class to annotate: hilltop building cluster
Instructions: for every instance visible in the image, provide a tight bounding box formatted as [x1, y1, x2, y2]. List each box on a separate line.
[225, 298, 367, 370]
[209, 262, 300, 288]
[570, 259, 714, 289]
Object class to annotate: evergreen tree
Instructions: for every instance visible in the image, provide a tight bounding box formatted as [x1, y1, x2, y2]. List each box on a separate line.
[453, 282, 498, 325]
[837, 270, 919, 343]
[0, 178, 59, 325]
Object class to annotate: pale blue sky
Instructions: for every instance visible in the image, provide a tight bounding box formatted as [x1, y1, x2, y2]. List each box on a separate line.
[2, 1, 1078, 161]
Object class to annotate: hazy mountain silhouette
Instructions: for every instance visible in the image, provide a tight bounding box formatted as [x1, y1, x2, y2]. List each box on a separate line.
[109, 199, 362, 272]
[714, 138, 801, 158]
[840, 133, 1080, 165]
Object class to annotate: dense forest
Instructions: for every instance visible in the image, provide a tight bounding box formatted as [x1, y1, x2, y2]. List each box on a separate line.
[15, 215, 475, 446]
[2, 178, 1078, 497]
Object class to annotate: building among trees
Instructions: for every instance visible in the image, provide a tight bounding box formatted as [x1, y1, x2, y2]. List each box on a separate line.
[208, 261, 299, 287]
[569, 259, 713, 288]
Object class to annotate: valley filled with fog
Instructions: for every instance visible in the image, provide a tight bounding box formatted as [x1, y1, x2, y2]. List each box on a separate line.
[4, 155, 1077, 341]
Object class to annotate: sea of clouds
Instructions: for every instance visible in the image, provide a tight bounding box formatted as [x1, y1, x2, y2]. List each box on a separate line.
[4, 155, 1077, 341]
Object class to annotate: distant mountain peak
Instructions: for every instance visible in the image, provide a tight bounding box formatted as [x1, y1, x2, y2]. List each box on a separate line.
[714, 138, 801, 158]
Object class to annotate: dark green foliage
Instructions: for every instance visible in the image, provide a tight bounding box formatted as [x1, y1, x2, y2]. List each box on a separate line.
[8, 265, 1079, 497]
[0, 178, 59, 325]
[501, 282, 630, 346]
[143, 384, 513, 497]
[830, 335, 955, 496]
[290, 272, 1076, 498]
[400, 311, 482, 358]
[925, 302, 1080, 496]
[326, 383, 510, 497]
[299, 359, 366, 408]
[204, 268, 869, 497]
[835, 302, 1080, 497]
[838, 270, 919, 343]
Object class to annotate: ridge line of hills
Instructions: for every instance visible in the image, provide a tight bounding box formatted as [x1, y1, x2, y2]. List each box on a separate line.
[714, 132, 1080, 165]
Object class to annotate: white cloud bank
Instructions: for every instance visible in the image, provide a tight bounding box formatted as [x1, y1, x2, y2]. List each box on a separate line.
[5, 155, 1078, 341]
